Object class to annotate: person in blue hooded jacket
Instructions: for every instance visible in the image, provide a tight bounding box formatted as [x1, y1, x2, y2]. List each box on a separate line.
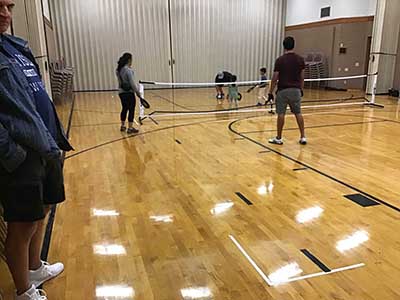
[0, 1, 73, 299]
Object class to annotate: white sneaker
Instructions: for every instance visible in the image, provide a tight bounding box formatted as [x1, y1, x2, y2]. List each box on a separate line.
[299, 137, 307, 145]
[268, 137, 283, 145]
[29, 261, 64, 288]
[15, 285, 47, 300]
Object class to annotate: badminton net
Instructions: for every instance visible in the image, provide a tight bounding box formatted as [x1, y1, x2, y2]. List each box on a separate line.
[140, 74, 380, 119]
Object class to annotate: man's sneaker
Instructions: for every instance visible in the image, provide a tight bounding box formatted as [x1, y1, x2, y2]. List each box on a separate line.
[120, 125, 127, 132]
[29, 261, 64, 288]
[127, 128, 139, 134]
[299, 137, 307, 145]
[15, 285, 47, 300]
[256, 102, 263, 106]
[268, 137, 283, 145]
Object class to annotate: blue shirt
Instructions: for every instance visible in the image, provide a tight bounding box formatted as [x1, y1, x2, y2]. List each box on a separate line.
[1, 39, 58, 139]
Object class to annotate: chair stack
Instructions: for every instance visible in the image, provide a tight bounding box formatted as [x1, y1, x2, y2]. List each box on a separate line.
[303, 52, 329, 89]
[50, 58, 74, 103]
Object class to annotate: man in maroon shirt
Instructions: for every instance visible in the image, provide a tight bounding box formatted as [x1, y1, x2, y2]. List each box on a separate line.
[268, 37, 307, 145]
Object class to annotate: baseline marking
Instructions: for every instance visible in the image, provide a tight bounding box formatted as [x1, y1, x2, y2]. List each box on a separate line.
[229, 235, 365, 286]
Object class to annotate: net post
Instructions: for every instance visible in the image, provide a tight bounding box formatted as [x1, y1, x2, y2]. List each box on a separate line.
[138, 84, 145, 124]
[371, 74, 378, 104]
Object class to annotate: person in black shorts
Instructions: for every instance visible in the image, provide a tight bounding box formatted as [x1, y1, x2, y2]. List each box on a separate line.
[267, 37, 307, 145]
[0, 1, 73, 299]
[215, 71, 234, 103]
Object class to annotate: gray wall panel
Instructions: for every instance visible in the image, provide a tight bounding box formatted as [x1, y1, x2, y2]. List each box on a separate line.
[51, 0, 172, 91]
[170, 0, 286, 83]
[51, 0, 286, 90]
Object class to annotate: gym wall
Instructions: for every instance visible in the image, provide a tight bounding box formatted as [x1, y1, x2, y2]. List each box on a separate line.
[286, 18, 374, 89]
[50, 0, 286, 91]
[394, 31, 400, 90]
[11, 0, 52, 98]
[286, 0, 377, 26]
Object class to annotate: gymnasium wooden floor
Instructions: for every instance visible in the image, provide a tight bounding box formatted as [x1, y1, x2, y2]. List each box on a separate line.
[1, 88, 400, 299]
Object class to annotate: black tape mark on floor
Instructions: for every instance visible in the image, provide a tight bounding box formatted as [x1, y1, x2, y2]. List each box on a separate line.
[234, 138, 245, 141]
[259, 150, 271, 154]
[176, 139, 182, 144]
[344, 194, 380, 207]
[235, 192, 253, 205]
[293, 167, 308, 171]
[301, 249, 331, 272]
[228, 117, 400, 213]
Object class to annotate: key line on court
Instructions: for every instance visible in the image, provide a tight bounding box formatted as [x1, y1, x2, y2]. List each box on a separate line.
[228, 118, 400, 213]
[230, 234, 365, 287]
[278, 263, 365, 285]
[229, 235, 274, 286]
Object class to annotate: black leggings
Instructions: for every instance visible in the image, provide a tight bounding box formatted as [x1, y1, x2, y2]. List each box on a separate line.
[119, 93, 136, 123]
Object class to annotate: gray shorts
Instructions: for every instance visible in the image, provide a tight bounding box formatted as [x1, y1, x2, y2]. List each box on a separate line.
[276, 88, 302, 115]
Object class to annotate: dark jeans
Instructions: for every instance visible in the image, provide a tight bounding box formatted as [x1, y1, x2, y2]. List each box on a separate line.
[119, 93, 136, 123]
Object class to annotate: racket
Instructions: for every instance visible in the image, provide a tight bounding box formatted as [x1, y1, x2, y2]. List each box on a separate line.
[246, 86, 256, 93]
[140, 97, 151, 109]
[238, 93, 242, 101]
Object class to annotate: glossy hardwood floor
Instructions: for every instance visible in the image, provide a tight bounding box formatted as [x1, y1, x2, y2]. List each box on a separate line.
[1, 88, 400, 299]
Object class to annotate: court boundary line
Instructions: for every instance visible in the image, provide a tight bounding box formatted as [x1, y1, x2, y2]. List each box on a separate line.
[228, 117, 400, 213]
[229, 235, 365, 286]
[240, 119, 387, 134]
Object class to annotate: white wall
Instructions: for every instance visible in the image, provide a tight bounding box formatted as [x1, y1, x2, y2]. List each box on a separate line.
[286, 0, 377, 26]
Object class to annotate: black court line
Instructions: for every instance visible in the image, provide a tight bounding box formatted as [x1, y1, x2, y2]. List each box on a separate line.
[345, 194, 380, 207]
[293, 167, 308, 171]
[149, 92, 194, 111]
[175, 139, 182, 144]
[240, 120, 387, 135]
[149, 116, 159, 125]
[65, 118, 227, 160]
[228, 118, 400, 213]
[41, 95, 76, 262]
[235, 192, 253, 205]
[301, 249, 331, 272]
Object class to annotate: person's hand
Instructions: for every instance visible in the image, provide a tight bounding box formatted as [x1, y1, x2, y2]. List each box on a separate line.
[301, 89, 304, 97]
[268, 93, 274, 102]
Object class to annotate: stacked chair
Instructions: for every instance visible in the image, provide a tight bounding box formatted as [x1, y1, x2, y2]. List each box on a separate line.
[50, 58, 74, 103]
[303, 52, 329, 89]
